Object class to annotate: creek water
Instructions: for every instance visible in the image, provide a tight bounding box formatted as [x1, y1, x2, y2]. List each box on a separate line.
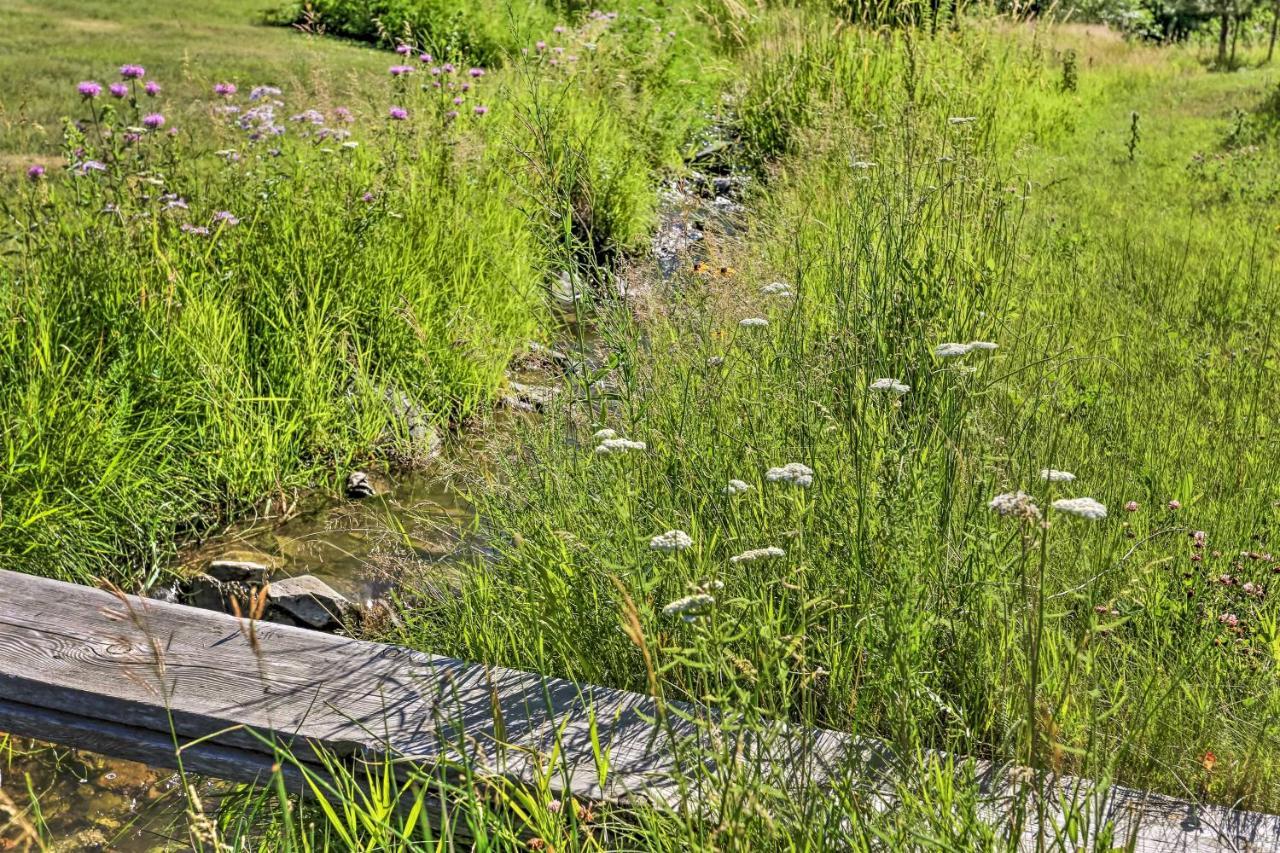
[0, 174, 740, 850]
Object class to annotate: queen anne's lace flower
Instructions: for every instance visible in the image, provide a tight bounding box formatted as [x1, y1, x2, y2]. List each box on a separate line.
[595, 438, 646, 455]
[1039, 469, 1076, 483]
[869, 378, 910, 395]
[935, 342, 972, 357]
[761, 281, 793, 296]
[662, 593, 715, 622]
[592, 428, 618, 440]
[729, 546, 785, 564]
[766, 463, 814, 487]
[1051, 497, 1107, 520]
[989, 491, 1040, 519]
[724, 479, 751, 495]
[739, 317, 769, 328]
[650, 530, 693, 552]
[968, 341, 998, 351]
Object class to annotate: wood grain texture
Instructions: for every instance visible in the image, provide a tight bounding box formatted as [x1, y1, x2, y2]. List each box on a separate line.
[1, 568, 1277, 850]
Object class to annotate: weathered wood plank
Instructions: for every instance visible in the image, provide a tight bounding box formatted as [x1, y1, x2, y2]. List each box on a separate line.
[1, 568, 1278, 850]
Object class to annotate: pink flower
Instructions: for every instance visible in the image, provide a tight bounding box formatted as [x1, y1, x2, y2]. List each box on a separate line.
[1167, 499, 1181, 510]
[78, 80, 103, 98]
[388, 106, 408, 120]
[1124, 501, 1139, 512]
[473, 104, 489, 116]
[535, 40, 547, 51]
[214, 82, 237, 96]
[26, 164, 45, 181]
[142, 113, 166, 129]
[395, 43, 412, 55]
[419, 53, 433, 63]
[1218, 612, 1239, 629]
[144, 81, 161, 96]
[119, 64, 146, 79]
[452, 96, 463, 105]
[389, 65, 414, 77]
[468, 67, 485, 78]
[108, 83, 129, 98]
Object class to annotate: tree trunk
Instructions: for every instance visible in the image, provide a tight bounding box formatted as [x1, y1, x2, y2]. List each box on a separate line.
[1230, 14, 1241, 66]
[1218, 12, 1231, 67]
[1269, 2, 1279, 62]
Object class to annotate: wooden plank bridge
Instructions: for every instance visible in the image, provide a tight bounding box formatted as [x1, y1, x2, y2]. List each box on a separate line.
[1, 568, 1278, 850]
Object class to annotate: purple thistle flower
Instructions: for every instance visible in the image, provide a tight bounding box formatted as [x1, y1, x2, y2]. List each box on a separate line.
[473, 105, 489, 116]
[468, 67, 485, 78]
[78, 80, 103, 98]
[461, 82, 471, 92]
[214, 82, 237, 96]
[333, 106, 353, 123]
[180, 223, 211, 236]
[109, 83, 129, 98]
[388, 106, 409, 120]
[442, 63, 455, 73]
[76, 160, 107, 175]
[430, 66, 441, 75]
[389, 65, 414, 77]
[361, 191, 375, 202]
[142, 113, 166, 129]
[119, 64, 146, 80]
[419, 53, 433, 63]
[26, 164, 45, 181]
[122, 132, 141, 144]
[144, 81, 161, 96]
[553, 25, 566, 33]
[445, 109, 458, 120]
[535, 40, 546, 51]
[395, 43, 412, 55]
[213, 210, 240, 226]
[453, 96, 463, 105]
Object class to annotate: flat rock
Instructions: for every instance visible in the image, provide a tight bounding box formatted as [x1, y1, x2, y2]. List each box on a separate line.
[502, 381, 560, 413]
[267, 575, 351, 630]
[185, 574, 261, 614]
[207, 559, 269, 585]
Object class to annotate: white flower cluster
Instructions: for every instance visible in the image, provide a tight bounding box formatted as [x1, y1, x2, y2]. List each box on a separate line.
[766, 462, 814, 488]
[761, 281, 794, 297]
[662, 593, 715, 623]
[1051, 497, 1107, 520]
[594, 435, 646, 455]
[593, 428, 618, 440]
[739, 317, 769, 328]
[934, 341, 999, 358]
[729, 546, 785, 564]
[724, 479, 752, 495]
[989, 491, 1040, 519]
[650, 529, 693, 552]
[1039, 469, 1076, 483]
[869, 378, 911, 395]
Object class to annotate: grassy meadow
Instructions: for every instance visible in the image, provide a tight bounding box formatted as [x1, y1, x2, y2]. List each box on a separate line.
[3, 0, 1280, 849]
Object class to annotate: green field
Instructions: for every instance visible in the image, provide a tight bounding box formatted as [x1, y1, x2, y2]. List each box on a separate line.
[3, 0, 1280, 848]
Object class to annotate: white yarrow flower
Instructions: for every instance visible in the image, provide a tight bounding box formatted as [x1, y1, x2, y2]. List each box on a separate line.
[935, 342, 972, 358]
[724, 479, 752, 495]
[592, 428, 618, 440]
[761, 281, 793, 296]
[869, 378, 911, 395]
[729, 546, 785, 564]
[739, 317, 769, 328]
[1040, 469, 1076, 483]
[662, 593, 715, 622]
[595, 437, 646, 455]
[1052, 497, 1107, 520]
[948, 116, 977, 125]
[968, 341, 998, 351]
[650, 529, 693, 552]
[989, 491, 1040, 519]
[766, 462, 814, 488]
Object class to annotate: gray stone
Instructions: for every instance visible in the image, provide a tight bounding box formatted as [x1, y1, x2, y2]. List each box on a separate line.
[501, 381, 560, 413]
[267, 575, 351, 630]
[207, 559, 269, 585]
[185, 574, 260, 615]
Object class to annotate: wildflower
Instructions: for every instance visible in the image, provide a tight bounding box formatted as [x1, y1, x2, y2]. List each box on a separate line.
[1243, 581, 1264, 598]
[249, 85, 282, 101]
[1191, 530, 1207, 549]
[75, 160, 107, 175]
[395, 43, 412, 55]
[761, 281, 793, 296]
[536, 40, 547, 51]
[78, 80, 102, 98]
[766, 463, 814, 488]
[723, 479, 751, 495]
[948, 116, 977, 124]
[161, 195, 188, 210]
[1201, 751, 1218, 772]
[1124, 501, 1139, 512]
[729, 546, 785, 564]
[1218, 612, 1239, 629]
[445, 109, 458, 120]
[989, 491, 1040, 519]
[473, 105, 489, 116]
[26, 164, 44, 181]
[1168, 500, 1181, 510]
[935, 342, 972, 357]
[1051, 497, 1107, 520]
[180, 223, 210, 236]
[388, 106, 409, 120]
[592, 428, 618, 441]
[419, 53, 433, 63]
[144, 81, 161, 96]
[453, 96, 464, 105]
[554, 25, 566, 33]
[341, 140, 358, 150]
[968, 341, 998, 351]
[662, 593, 715, 623]
[595, 437, 646, 455]
[142, 113, 165, 129]
[650, 530, 693, 552]
[739, 317, 768, 328]
[389, 65, 414, 77]
[869, 378, 910, 395]
[1039, 469, 1075, 483]
[469, 67, 485, 78]
[109, 81, 132, 99]
[291, 109, 325, 124]
[443, 63, 456, 73]
[213, 210, 240, 227]
[214, 82, 238, 96]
